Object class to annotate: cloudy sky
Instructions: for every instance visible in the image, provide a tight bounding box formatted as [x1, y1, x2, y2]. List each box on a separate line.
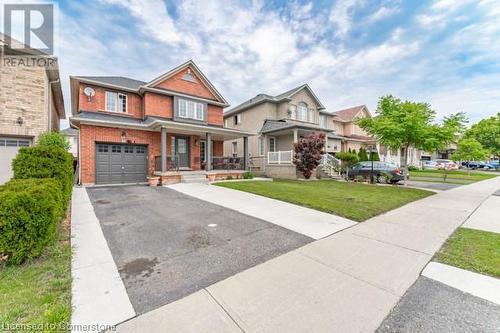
[52, 0, 500, 127]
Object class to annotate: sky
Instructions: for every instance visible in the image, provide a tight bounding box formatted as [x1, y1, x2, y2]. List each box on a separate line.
[34, 0, 500, 127]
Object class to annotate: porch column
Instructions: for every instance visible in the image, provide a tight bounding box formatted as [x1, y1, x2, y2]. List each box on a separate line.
[243, 136, 249, 171]
[206, 132, 212, 171]
[293, 129, 298, 143]
[161, 127, 167, 172]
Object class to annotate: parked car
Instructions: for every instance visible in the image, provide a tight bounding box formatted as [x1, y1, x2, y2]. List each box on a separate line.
[423, 160, 439, 170]
[489, 159, 499, 169]
[347, 161, 404, 184]
[462, 161, 495, 170]
[435, 159, 459, 170]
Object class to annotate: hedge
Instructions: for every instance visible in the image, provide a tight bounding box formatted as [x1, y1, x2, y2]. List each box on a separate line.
[12, 145, 73, 207]
[0, 178, 63, 265]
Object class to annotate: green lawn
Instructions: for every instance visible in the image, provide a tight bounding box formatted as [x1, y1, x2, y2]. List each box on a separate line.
[409, 170, 497, 184]
[0, 222, 71, 331]
[215, 179, 433, 221]
[435, 228, 500, 278]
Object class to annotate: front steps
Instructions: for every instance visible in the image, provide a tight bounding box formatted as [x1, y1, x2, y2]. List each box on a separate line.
[181, 172, 208, 184]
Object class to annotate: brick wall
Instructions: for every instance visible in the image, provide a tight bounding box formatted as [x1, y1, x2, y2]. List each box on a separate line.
[80, 124, 161, 184]
[79, 84, 143, 119]
[208, 105, 223, 126]
[0, 63, 54, 139]
[153, 67, 217, 100]
[143, 92, 173, 118]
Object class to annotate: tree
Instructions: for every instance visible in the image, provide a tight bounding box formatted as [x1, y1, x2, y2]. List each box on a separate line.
[293, 132, 325, 179]
[37, 132, 70, 151]
[357, 95, 467, 182]
[452, 138, 488, 174]
[336, 152, 358, 180]
[463, 113, 500, 158]
[358, 148, 369, 161]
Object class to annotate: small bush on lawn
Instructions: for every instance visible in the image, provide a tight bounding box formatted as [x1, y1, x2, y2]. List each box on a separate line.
[243, 171, 254, 179]
[0, 178, 63, 265]
[408, 165, 419, 171]
[12, 145, 73, 207]
[37, 131, 70, 151]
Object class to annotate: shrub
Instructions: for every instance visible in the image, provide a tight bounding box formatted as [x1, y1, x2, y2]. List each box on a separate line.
[243, 171, 254, 179]
[293, 132, 325, 179]
[408, 165, 419, 171]
[370, 151, 380, 161]
[37, 131, 70, 151]
[226, 176, 233, 180]
[0, 178, 63, 265]
[358, 148, 369, 161]
[12, 146, 73, 207]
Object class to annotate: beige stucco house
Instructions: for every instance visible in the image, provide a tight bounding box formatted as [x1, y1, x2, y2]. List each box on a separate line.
[223, 85, 376, 178]
[0, 33, 65, 184]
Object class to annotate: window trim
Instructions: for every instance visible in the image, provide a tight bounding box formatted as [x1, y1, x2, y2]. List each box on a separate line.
[105, 91, 128, 113]
[258, 136, 265, 156]
[297, 102, 308, 122]
[173, 96, 207, 124]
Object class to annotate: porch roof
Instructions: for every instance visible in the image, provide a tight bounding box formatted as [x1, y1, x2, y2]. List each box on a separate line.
[69, 111, 254, 140]
[260, 119, 333, 135]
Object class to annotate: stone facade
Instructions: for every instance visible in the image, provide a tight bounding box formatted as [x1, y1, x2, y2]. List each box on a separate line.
[0, 64, 61, 139]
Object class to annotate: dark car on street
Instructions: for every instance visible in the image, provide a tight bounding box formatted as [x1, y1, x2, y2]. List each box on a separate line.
[347, 161, 404, 184]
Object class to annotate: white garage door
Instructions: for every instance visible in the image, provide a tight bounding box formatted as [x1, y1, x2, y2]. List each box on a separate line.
[0, 137, 31, 185]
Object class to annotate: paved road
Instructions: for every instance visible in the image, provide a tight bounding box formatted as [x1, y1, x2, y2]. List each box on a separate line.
[87, 185, 311, 314]
[377, 277, 500, 333]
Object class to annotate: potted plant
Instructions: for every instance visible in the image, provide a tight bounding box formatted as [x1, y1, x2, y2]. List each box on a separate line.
[147, 175, 160, 186]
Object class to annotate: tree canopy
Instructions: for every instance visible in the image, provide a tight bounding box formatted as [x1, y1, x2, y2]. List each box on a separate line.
[356, 95, 467, 168]
[452, 138, 488, 162]
[463, 113, 500, 158]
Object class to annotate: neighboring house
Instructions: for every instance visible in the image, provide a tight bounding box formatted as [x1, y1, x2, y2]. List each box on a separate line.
[61, 127, 79, 158]
[223, 85, 377, 178]
[69, 60, 252, 185]
[0, 33, 65, 184]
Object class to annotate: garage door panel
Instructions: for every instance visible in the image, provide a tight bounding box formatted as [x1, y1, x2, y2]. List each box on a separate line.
[95, 143, 147, 184]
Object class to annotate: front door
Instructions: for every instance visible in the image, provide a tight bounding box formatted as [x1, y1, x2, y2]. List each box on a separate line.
[174, 137, 190, 168]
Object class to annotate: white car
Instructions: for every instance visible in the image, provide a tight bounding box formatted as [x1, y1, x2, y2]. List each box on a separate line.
[422, 160, 439, 170]
[435, 159, 459, 170]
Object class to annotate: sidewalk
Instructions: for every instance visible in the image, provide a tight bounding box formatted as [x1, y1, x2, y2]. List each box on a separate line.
[115, 177, 500, 332]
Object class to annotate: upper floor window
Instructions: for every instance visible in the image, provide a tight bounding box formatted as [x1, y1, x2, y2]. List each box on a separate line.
[178, 98, 204, 121]
[297, 102, 308, 122]
[319, 114, 327, 128]
[105, 91, 127, 113]
[234, 114, 241, 125]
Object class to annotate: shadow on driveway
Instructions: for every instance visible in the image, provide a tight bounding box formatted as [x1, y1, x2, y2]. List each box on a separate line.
[87, 185, 312, 314]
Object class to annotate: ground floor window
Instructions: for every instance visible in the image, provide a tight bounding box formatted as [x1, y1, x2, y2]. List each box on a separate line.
[200, 140, 206, 162]
[259, 137, 265, 156]
[269, 136, 276, 152]
[232, 142, 237, 157]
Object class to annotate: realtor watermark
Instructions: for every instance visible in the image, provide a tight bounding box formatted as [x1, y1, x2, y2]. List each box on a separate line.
[1, 1, 58, 69]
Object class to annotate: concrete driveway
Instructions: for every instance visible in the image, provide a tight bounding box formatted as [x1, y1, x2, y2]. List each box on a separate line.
[87, 185, 311, 314]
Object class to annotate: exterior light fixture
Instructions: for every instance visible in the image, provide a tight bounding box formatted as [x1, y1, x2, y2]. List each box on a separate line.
[16, 117, 24, 126]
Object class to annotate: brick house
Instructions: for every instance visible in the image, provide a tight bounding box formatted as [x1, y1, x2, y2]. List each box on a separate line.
[222, 85, 376, 178]
[0, 33, 66, 184]
[69, 60, 253, 185]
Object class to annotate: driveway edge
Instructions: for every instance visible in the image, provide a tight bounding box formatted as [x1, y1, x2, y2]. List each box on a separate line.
[71, 187, 136, 332]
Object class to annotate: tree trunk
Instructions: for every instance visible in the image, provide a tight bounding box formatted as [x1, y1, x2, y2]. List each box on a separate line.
[402, 144, 409, 185]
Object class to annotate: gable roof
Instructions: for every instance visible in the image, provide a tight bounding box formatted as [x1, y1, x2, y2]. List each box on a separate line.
[145, 60, 228, 105]
[224, 84, 325, 117]
[259, 119, 333, 134]
[331, 105, 368, 122]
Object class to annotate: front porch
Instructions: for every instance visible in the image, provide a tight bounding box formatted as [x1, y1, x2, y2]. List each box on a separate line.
[150, 122, 252, 184]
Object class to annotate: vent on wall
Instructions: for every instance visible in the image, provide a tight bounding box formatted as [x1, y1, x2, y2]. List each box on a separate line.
[183, 69, 197, 82]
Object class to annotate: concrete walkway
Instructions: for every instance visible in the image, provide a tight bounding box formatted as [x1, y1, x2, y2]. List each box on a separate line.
[168, 183, 357, 239]
[115, 177, 500, 332]
[463, 195, 500, 233]
[71, 187, 135, 332]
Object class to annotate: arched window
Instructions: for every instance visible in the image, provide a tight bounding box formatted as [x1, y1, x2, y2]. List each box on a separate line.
[297, 102, 308, 121]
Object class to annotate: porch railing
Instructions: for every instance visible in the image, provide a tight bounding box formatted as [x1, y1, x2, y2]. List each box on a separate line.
[154, 155, 179, 172]
[211, 156, 245, 170]
[268, 150, 293, 164]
